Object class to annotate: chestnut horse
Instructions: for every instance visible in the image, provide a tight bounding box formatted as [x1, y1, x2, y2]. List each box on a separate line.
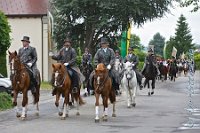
[51, 63, 84, 120]
[8, 51, 40, 120]
[93, 63, 116, 122]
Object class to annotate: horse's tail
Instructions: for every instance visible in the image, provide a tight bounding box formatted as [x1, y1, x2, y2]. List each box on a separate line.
[33, 72, 41, 104]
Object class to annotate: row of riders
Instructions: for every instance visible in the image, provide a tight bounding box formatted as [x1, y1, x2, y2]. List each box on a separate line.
[8, 36, 163, 121]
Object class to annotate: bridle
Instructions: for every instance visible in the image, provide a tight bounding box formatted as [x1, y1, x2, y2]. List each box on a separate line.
[53, 70, 68, 88]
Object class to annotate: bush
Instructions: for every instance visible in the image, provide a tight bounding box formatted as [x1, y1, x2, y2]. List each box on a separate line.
[0, 92, 13, 111]
[194, 53, 200, 70]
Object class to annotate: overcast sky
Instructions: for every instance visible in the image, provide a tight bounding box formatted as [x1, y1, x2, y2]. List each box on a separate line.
[133, 4, 200, 46]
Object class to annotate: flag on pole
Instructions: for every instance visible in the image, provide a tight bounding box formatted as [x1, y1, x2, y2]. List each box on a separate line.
[126, 23, 131, 54]
[181, 52, 185, 59]
[171, 46, 177, 58]
[120, 31, 127, 58]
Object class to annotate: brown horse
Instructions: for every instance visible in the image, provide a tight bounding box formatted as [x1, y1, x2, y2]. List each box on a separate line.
[8, 51, 40, 120]
[51, 63, 84, 120]
[93, 63, 116, 122]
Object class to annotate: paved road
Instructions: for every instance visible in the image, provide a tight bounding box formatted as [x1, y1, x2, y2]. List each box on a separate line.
[0, 71, 200, 133]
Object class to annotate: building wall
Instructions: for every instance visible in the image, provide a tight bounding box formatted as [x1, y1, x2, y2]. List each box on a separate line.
[6, 17, 49, 81]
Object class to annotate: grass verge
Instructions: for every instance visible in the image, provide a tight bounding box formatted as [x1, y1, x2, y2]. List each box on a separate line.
[0, 92, 13, 111]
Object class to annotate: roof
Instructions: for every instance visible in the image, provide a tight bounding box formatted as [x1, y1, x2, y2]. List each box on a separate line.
[0, 0, 48, 17]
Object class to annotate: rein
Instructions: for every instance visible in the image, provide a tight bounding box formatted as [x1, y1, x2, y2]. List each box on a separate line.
[96, 73, 109, 91]
[53, 71, 68, 88]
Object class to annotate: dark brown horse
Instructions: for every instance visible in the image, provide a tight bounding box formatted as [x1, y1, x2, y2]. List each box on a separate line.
[51, 63, 84, 120]
[8, 51, 40, 120]
[80, 62, 93, 96]
[93, 63, 116, 122]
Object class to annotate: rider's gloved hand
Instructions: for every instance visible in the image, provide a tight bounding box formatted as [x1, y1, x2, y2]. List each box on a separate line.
[132, 63, 135, 67]
[87, 62, 90, 65]
[27, 63, 32, 67]
[64, 63, 69, 66]
[107, 64, 111, 70]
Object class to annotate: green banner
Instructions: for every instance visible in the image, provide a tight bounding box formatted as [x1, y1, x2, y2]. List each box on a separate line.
[121, 31, 127, 58]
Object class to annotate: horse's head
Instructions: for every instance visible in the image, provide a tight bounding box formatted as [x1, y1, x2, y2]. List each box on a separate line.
[52, 63, 66, 87]
[8, 51, 20, 73]
[95, 63, 108, 85]
[114, 59, 122, 71]
[123, 61, 134, 80]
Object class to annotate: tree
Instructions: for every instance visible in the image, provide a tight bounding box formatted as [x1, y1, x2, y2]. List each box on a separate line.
[165, 37, 175, 59]
[0, 11, 11, 76]
[173, 14, 195, 58]
[50, 0, 173, 55]
[180, 0, 200, 12]
[148, 32, 165, 56]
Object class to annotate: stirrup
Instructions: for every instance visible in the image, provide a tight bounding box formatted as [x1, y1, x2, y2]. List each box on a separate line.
[72, 87, 78, 93]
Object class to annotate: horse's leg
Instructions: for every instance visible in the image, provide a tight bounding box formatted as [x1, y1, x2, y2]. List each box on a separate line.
[132, 86, 137, 107]
[61, 91, 70, 120]
[74, 92, 80, 116]
[126, 87, 131, 108]
[13, 90, 20, 117]
[55, 93, 62, 116]
[151, 79, 155, 95]
[102, 96, 108, 121]
[21, 90, 28, 119]
[95, 93, 100, 122]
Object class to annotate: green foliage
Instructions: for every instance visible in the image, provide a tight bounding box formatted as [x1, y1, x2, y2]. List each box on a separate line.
[194, 52, 200, 70]
[174, 14, 195, 57]
[180, 0, 200, 12]
[138, 61, 144, 71]
[165, 37, 174, 59]
[0, 11, 11, 54]
[149, 32, 165, 57]
[0, 54, 7, 76]
[0, 11, 11, 77]
[134, 49, 146, 62]
[41, 82, 52, 90]
[0, 92, 13, 111]
[51, 0, 173, 54]
[165, 15, 195, 59]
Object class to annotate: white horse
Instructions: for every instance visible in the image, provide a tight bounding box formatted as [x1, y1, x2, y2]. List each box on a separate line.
[121, 61, 138, 108]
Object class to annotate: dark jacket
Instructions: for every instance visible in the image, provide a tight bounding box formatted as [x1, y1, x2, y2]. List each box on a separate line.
[52, 47, 76, 67]
[18, 46, 37, 69]
[124, 54, 139, 69]
[94, 48, 115, 66]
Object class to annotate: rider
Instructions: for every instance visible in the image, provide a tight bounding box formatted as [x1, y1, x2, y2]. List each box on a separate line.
[115, 50, 123, 63]
[141, 47, 160, 76]
[18, 36, 38, 93]
[124, 47, 143, 90]
[51, 37, 82, 95]
[81, 47, 93, 68]
[81, 47, 93, 96]
[93, 37, 120, 94]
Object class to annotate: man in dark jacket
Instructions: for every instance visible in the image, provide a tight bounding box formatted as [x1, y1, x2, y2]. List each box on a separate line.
[124, 47, 143, 89]
[51, 38, 82, 94]
[92, 37, 119, 93]
[18, 36, 39, 93]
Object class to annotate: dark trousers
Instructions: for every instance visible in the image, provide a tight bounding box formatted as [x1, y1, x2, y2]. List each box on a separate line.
[66, 66, 79, 88]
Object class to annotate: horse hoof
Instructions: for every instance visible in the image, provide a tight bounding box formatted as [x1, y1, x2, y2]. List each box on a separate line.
[76, 112, 80, 116]
[16, 113, 21, 118]
[127, 105, 131, 108]
[103, 118, 108, 122]
[35, 112, 39, 116]
[58, 112, 63, 116]
[95, 119, 100, 123]
[20, 117, 26, 120]
[132, 103, 136, 107]
[148, 92, 151, 96]
[151, 91, 154, 95]
[61, 117, 66, 120]
[112, 113, 116, 117]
